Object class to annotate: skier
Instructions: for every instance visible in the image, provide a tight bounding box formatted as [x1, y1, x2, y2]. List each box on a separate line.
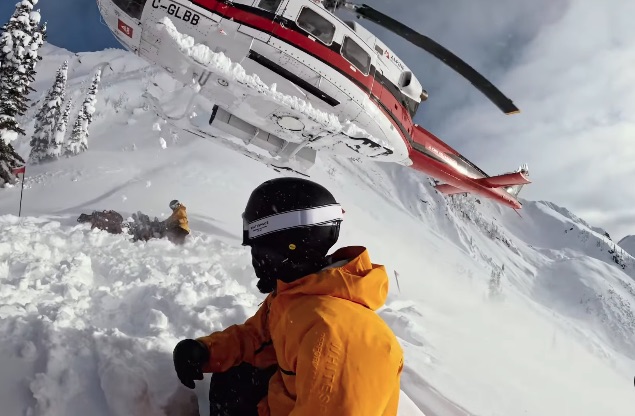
[165, 199, 190, 245]
[172, 178, 403, 416]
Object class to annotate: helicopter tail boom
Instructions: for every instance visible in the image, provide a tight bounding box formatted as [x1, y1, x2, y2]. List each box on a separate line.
[479, 171, 531, 188]
[407, 126, 527, 209]
[435, 171, 531, 195]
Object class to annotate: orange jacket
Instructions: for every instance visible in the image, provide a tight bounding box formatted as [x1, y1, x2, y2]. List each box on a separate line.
[197, 246, 403, 416]
[165, 204, 190, 233]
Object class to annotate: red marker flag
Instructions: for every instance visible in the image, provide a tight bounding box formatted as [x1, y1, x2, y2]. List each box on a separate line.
[12, 165, 25, 175]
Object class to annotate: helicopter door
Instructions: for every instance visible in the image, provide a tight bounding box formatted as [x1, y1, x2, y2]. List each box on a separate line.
[104, 0, 149, 51]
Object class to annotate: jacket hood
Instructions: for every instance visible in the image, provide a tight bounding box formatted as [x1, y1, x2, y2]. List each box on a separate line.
[276, 246, 388, 310]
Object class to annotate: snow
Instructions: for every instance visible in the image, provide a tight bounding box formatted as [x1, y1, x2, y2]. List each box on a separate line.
[619, 235, 635, 257]
[29, 11, 41, 25]
[0, 43, 634, 416]
[0, 128, 19, 143]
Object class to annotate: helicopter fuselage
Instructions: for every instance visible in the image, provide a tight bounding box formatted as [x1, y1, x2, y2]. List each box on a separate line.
[100, 0, 421, 159]
[97, 0, 527, 209]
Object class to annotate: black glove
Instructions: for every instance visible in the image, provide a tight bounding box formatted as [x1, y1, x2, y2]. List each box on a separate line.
[173, 339, 210, 389]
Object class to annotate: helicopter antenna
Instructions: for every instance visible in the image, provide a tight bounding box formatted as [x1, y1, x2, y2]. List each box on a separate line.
[330, 2, 519, 115]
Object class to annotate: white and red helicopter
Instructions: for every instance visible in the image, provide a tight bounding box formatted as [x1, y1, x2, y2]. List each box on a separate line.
[97, 0, 530, 209]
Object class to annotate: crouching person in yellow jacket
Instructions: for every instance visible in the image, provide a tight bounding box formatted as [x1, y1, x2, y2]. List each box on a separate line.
[172, 178, 403, 416]
[165, 200, 190, 245]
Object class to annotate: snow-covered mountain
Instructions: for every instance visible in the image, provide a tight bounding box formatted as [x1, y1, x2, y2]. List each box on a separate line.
[1, 44, 634, 416]
[619, 235, 635, 258]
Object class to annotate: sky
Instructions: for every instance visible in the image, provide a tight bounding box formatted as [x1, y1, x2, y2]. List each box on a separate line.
[0, 0, 119, 51]
[353, 0, 635, 240]
[2, 0, 635, 239]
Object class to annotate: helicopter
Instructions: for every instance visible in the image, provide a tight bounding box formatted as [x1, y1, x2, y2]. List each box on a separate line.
[96, 0, 530, 209]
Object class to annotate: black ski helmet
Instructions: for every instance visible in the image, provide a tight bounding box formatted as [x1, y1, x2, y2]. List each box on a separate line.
[169, 200, 180, 210]
[242, 178, 344, 289]
[242, 177, 343, 249]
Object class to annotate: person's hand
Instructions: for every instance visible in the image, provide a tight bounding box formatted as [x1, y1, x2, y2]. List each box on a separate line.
[173, 339, 209, 389]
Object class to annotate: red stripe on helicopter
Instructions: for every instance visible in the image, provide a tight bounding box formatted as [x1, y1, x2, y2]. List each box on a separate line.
[190, 0, 414, 143]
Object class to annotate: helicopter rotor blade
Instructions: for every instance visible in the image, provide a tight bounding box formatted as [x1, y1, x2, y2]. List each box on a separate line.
[346, 3, 519, 115]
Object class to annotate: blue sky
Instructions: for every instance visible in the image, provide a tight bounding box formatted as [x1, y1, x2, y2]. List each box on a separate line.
[3, 0, 635, 238]
[0, 0, 119, 51]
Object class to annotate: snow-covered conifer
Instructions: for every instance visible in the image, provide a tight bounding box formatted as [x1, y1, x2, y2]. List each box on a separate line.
[24, 12, 46, 95]
[65, 69, 101, 156]
[53, 98, 73, 155]
[30, 61, 68, 163]
[0, 0, 45, 186]
[0, 137, 24, 187]
[0, 0, 45, 141]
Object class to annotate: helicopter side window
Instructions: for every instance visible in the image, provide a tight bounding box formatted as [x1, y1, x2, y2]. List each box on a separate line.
[257, 0, 282, 13]
[112, 0, 147, 20]
[341, 36, 371, 75]
[296, 7, 336, 45]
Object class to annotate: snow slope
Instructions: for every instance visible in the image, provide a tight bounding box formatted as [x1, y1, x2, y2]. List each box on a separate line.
[619, 235, 635, 258]
[1, 44, 634, 416]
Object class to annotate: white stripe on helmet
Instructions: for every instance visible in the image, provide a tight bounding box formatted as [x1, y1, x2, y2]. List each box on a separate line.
[246, 204, 343, 240]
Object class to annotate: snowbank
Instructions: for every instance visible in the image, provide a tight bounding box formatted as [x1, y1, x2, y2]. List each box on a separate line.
[0, 215, 257, 416]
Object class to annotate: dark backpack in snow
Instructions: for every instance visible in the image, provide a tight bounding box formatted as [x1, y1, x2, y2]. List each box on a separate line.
[77, 210, 125, 234]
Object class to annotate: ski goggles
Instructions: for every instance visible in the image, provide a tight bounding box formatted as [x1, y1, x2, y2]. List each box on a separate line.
[242, 204, 344, 246]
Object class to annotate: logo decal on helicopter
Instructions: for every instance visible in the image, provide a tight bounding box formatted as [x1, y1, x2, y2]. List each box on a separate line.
[117, 19, 133, 38]
[383, 50, 405, 72]
[152, 0, 200, 25]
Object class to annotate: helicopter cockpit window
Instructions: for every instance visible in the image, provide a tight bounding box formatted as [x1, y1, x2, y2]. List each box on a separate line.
[296, 7, 336, 45]
[112, 0, 147, 20]
[257, 0, 282, 13]
[341, 36, 371, 75]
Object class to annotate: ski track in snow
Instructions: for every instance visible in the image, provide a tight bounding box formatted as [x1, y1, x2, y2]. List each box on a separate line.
[1, 44, 635, 416]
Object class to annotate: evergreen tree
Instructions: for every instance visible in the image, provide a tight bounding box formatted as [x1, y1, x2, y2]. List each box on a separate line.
[0, 0, 45, 186]
[24, 16, 46, 96]
[0, 138, 24, 186]
[53, 98, 72, 156]
[65, 68, 101, 156]
[30, 61, 69, 163]
[0, 0, 45, 140]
